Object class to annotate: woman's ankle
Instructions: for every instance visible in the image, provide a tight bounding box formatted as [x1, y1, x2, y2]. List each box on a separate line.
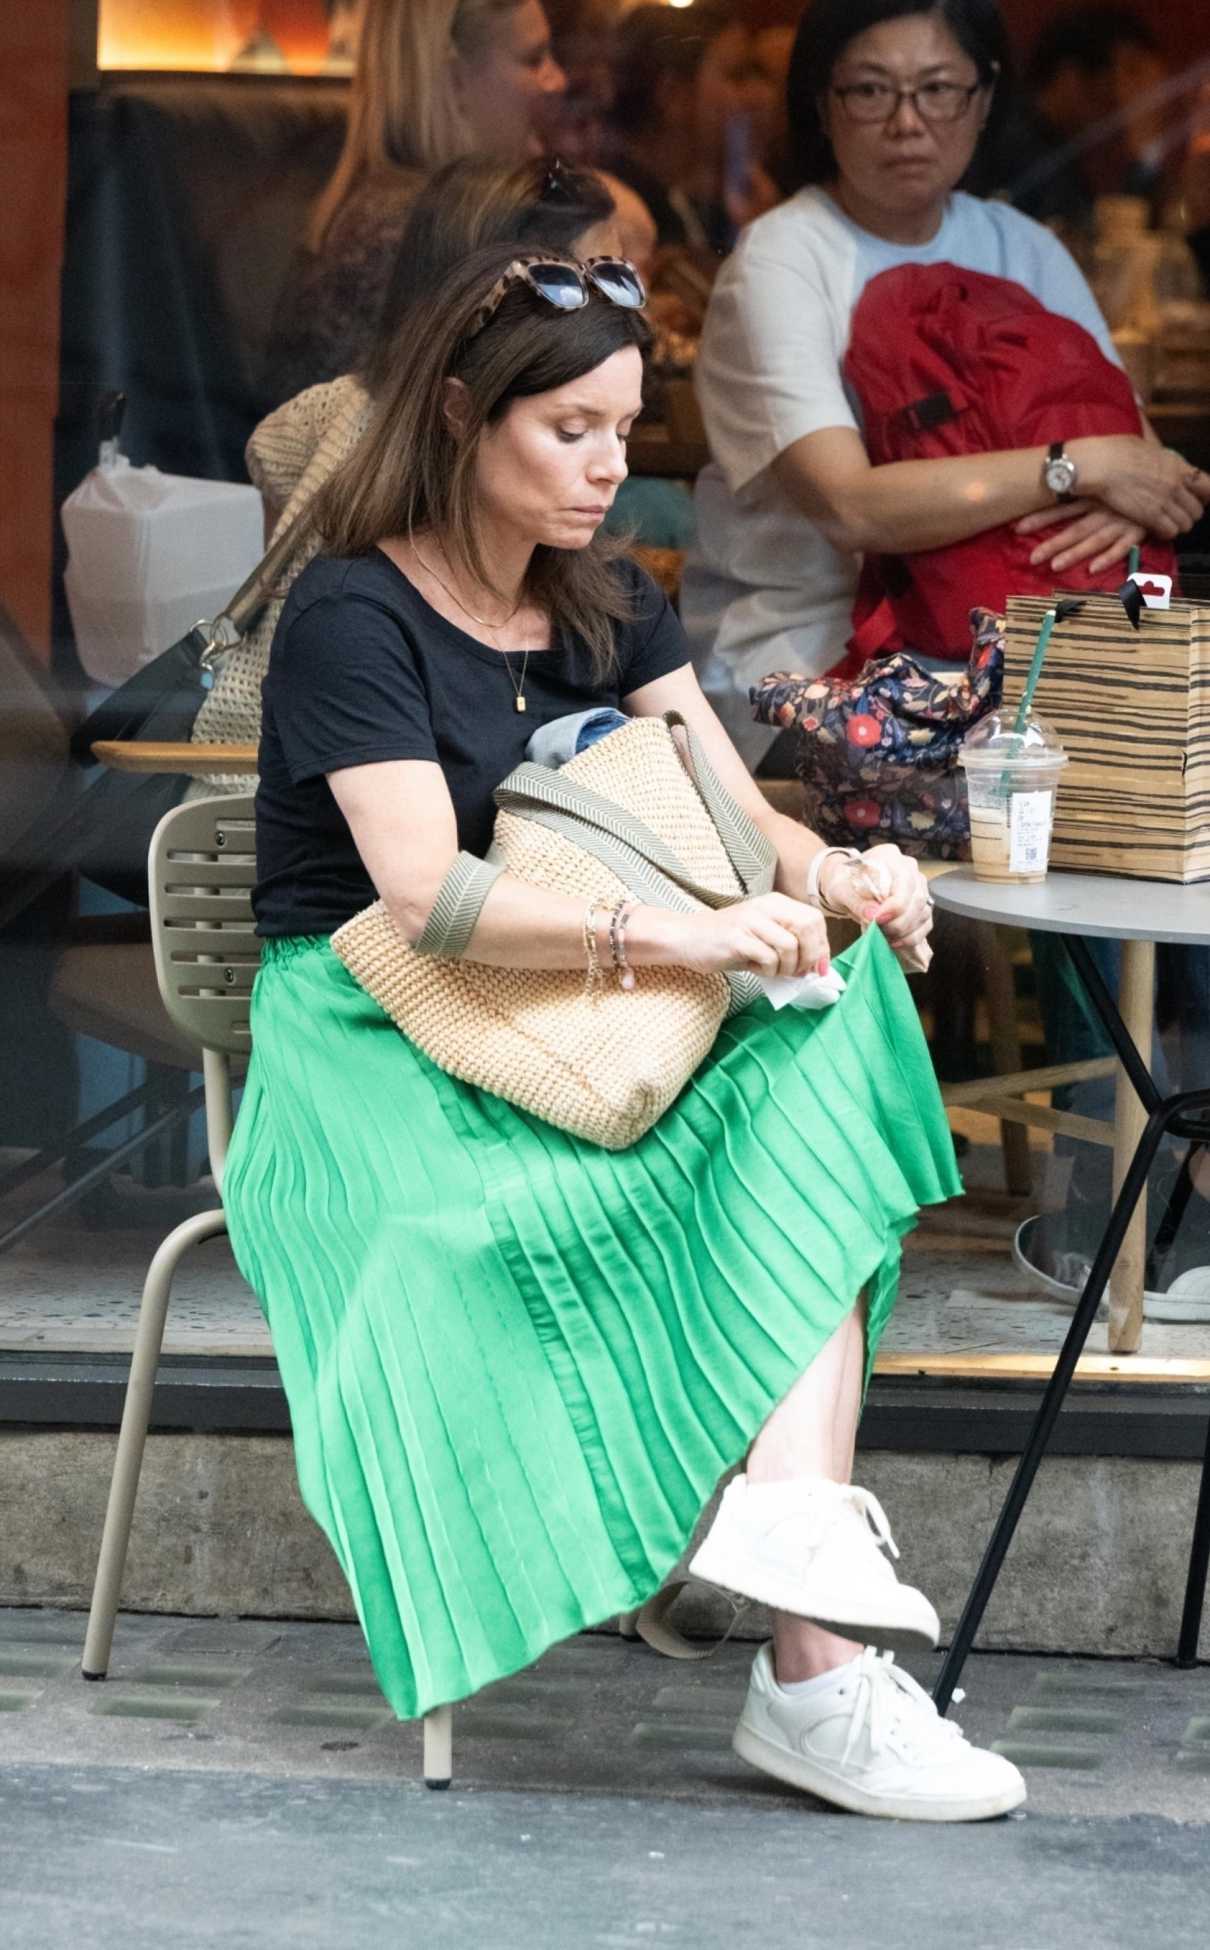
[771, 1616, 863, 1684]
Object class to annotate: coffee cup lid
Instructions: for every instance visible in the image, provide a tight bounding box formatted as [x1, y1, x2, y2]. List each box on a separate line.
[958, 710, 1067, 770]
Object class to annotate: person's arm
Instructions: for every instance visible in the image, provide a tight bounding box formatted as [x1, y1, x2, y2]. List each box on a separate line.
[327, 757, 836, 983]
[1009, 414, 1196, 576]
[622, 662, 933, 965]
[771, 424, 1209, 560]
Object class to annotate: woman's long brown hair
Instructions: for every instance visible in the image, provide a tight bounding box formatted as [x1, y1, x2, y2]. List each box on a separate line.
[316, 244, 651, 681]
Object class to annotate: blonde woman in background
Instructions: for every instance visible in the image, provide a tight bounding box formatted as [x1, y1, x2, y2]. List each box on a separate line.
[263, 0, 566, 404]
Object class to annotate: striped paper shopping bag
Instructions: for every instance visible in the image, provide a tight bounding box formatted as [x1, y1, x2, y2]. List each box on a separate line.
[1003, 593, 1210, 883]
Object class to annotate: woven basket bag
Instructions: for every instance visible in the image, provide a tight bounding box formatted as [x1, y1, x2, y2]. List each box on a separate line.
[331, 713, 776, 1149]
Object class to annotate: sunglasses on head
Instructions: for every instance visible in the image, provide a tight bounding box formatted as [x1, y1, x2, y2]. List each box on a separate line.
[467, 255, 647, 339]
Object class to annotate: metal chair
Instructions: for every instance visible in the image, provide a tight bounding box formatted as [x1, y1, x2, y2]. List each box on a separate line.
[80, 793, 454, 1788]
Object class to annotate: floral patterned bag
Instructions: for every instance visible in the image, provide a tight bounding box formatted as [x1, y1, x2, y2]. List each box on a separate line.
[750, 609, 1003, 860]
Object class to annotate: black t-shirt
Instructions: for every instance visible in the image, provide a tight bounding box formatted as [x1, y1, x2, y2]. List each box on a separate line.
[253, 548, 692, 937]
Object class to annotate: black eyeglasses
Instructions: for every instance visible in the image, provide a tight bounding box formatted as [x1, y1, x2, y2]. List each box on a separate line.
[467, 256, 647, 339]
[831, 78, 988, 125]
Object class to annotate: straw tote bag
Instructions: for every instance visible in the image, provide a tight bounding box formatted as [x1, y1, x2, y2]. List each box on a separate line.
[331, 712, 777, 1149]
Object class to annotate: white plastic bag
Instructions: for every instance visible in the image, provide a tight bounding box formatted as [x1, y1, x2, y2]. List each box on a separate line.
[62, 459, 262, 687]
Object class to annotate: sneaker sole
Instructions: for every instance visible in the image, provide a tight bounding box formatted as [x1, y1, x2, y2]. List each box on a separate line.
[732, 1719, 1027, 1823]
[687, 1539, 940, 1652]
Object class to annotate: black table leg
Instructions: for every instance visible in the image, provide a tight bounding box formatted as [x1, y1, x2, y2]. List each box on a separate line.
[933, 1102, 1172, 1712]
[1177, 1411, 1210, 1667]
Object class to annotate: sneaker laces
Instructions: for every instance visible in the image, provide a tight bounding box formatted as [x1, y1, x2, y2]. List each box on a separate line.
[838, 1648, 967, 1768]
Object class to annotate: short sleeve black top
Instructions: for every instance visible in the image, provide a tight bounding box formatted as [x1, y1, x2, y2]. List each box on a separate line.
[253, 548, 692, 937]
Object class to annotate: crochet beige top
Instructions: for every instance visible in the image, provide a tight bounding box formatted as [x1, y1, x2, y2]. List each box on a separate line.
[186, 373, 372, 793]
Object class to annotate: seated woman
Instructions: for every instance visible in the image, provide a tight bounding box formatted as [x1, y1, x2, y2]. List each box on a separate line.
[191, 154, 624, 778]
[679, 0, 1210, 768]
[221, 239, 1025, 1823]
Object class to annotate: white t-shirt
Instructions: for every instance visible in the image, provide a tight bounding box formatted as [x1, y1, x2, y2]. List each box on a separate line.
[681, 187, 1118, 764]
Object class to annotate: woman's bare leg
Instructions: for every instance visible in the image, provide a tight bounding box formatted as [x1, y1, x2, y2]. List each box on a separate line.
[746, 1303, 867, 1683]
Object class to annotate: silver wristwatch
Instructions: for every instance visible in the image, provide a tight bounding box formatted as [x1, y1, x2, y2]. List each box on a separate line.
[1043, 440, 1078, 503]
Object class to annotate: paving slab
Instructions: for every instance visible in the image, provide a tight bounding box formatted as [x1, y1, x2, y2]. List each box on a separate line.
[0, 1606, 1209, 1948]
[0, 1607, 1208, 1822]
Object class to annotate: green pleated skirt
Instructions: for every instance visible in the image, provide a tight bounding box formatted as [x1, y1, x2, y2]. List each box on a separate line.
[223, 925, 959, 1720]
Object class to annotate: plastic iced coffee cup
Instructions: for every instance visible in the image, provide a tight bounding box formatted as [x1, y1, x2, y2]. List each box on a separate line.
[958, 713, 1067, 884]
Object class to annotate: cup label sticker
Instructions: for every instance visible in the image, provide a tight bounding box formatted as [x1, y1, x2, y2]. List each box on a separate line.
[1009, 790, 1053, 875]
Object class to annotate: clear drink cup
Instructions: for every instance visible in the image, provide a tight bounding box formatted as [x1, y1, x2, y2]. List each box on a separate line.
[958, 713, 1068, 884]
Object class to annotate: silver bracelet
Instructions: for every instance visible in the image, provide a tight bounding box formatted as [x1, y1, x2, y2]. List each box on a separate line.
[805, 845, 861, 918]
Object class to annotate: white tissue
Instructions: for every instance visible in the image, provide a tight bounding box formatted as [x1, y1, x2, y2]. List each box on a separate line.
[756, 967, 847, 1011]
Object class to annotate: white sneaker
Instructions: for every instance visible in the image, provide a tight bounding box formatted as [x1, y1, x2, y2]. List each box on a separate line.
[688, 1474, 940, 1652]
[1013, 1216, 1210, 1323]
[733, 1643, 1027, 1822]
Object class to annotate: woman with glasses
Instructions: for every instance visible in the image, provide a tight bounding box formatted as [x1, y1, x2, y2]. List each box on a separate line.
[680, 0, 1210, 767]
[223, 239, 1024, 1820]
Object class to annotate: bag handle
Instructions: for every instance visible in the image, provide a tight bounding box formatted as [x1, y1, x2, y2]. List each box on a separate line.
[661, 710, 778, 896]
[199, 512, 316, 662]
[494, 713, 776, 906]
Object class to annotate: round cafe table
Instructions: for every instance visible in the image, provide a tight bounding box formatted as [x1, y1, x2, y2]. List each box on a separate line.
[930, 866, 1210, 1708]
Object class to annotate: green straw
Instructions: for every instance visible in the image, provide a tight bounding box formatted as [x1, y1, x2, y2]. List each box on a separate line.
[1128, 544, 1141, 577]
[1014, 605, 1059, 737]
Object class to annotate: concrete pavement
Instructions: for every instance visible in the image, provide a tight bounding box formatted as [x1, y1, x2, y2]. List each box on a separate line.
[1, 1606, 1208, 1948]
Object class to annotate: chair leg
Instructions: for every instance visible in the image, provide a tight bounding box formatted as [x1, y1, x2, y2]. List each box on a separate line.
[81, 1207, 229, 1681]
[423, 1705, 454, 1788]
[1177, 1412, 1210, 1668]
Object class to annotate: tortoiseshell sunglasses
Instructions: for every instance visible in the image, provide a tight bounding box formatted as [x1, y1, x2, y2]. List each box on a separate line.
[467, 255, 647, 339]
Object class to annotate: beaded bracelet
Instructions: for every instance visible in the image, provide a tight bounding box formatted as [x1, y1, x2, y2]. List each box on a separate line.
[582, 900, 605, 995]
[607, 898, 637, 992]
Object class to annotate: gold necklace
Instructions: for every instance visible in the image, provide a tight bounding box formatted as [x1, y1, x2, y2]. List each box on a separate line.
[413, 544, 532, 712]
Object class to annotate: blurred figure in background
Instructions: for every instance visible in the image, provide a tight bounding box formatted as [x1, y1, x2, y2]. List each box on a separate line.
[1181, 81, 1210, 290]
[540, 0, 620, 163]
[604, 2, 780, 254]
[1008, 6, 1171, 233]
[263, 0, 566, 405]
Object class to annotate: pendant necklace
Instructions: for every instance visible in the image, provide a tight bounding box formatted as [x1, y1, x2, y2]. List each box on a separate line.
[413, 545, 531, 711]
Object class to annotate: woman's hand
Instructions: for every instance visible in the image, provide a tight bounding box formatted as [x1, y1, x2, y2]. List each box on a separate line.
[819, 844, 935, 971]
[1070, 435, 1210, 538]
[1014, 500, 1148, 578]
[636, 893, 831, 979]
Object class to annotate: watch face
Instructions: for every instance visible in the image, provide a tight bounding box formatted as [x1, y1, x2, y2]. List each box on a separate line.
[1045, 454, 1078, 496]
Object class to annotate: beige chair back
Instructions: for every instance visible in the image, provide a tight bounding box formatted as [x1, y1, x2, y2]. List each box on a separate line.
[149, 793, 259, 1058]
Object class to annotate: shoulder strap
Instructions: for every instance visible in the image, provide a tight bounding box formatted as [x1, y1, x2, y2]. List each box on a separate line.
[208, 510, 316, 648]
[661, 710, 777, 896]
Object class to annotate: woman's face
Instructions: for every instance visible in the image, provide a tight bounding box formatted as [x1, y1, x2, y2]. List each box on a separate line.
[456, 1, 567, 159]
[821, 12, 993, 225]
[468, 345, 644, 552]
